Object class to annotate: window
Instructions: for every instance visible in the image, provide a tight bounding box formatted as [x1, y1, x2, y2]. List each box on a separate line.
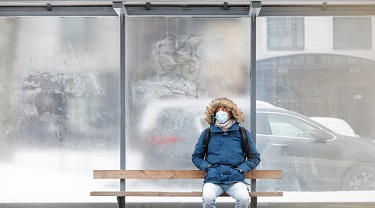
[267, 113, 331, 139]
[267, 17, 305, 51]
[333, 17, 372, 50]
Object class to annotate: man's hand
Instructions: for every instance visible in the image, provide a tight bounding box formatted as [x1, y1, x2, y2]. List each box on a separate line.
[236, 168, 244, 174]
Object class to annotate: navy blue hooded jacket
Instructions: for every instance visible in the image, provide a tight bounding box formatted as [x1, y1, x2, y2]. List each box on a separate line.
[192, 122, 261, 184]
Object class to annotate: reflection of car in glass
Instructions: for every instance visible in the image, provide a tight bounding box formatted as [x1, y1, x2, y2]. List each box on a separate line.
[310, 117, 358, 137]
[255, 104, 375, 192]
[131, 99, 375, 192]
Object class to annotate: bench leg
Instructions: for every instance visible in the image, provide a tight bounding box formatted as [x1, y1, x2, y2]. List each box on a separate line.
[117, 196, 125, 208]
[250, 196, 257, 208]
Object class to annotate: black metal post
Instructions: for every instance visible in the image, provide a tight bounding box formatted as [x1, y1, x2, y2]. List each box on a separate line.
[117, 196, 125, 208]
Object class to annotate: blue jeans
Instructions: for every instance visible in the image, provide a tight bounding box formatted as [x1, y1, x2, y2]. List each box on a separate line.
[202, 182, 250, 208]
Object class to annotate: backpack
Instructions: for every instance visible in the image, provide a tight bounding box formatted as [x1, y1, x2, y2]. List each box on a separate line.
[202, 126, 252, 160]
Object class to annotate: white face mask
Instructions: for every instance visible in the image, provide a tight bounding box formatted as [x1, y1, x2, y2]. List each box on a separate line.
[215, 110, 229, 124]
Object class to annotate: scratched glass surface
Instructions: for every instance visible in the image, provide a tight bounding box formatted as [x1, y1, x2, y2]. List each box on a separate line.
[0, 17, 120, 202]
[125, 17, 251, 190]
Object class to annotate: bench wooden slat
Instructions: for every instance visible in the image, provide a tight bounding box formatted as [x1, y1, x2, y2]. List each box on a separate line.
[93, 170, 282, 180]
[91, 169, 284, 203]
[90, 191, 283, 197]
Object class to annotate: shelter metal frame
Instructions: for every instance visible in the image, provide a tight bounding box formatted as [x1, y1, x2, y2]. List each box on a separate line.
[2, 1, 375, 207]
[2, 1, 375, 16]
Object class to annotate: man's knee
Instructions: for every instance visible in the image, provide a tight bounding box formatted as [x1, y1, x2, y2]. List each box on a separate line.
[202, 193, 217, 202]
[202, 194, 216, 207]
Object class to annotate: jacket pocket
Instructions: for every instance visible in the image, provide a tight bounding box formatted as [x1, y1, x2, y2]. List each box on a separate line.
[228, 168, 245, 182]
[205, 167, 218, 181]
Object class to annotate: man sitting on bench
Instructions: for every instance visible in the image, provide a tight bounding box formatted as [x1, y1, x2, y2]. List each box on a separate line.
[192, 97, 261, 208]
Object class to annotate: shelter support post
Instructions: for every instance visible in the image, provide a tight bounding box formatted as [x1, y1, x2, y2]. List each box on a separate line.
[249, 1, 261, 208]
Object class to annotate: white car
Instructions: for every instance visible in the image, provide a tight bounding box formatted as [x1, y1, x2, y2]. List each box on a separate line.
[310, 117, 358, 137]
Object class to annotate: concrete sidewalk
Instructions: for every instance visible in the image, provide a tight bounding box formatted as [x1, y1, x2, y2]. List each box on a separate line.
[1, 202, 375, 208]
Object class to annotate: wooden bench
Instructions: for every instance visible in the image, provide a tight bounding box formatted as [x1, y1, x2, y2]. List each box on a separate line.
[91, 169, 283, 208]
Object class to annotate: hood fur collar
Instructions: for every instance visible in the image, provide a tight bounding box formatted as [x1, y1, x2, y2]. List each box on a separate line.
[205, 97, 244, 124]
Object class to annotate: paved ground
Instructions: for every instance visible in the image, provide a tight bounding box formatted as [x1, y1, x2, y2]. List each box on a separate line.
[1, 203, 375, 208]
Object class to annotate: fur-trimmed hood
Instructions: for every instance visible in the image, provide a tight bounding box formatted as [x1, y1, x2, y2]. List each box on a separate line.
[205, 97, 244, 124]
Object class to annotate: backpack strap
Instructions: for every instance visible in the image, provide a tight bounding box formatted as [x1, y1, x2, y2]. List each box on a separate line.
[239, 126, 252, 160]
[202, 128, 210, 156]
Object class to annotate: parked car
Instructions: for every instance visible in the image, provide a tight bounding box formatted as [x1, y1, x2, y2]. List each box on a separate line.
[255, 103, 375, 191]
[129, 98, 375, 192]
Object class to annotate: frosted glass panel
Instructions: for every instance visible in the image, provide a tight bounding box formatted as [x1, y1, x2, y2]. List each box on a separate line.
[256, 16, 375, 197]
[0, 17, 119, 202]
[125, 17, 250, 190]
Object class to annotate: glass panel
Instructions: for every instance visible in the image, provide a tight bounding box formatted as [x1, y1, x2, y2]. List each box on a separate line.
[125, 17, 250, 190]
[0, 17, 119, 202]
[257, 16, 375, 203]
